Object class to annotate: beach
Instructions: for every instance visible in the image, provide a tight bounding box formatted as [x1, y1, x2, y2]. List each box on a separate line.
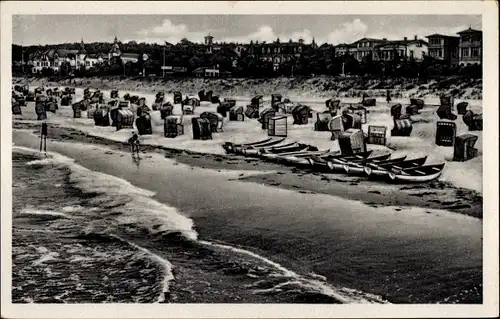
[10, 78, 483, 304]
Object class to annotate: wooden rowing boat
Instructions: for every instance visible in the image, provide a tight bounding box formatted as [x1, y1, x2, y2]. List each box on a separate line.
[259, 143, 318, 159]
[223, 137, 286, 154]
[326, 153, 393, 174]
[388, 163, 445, 183]
[222, 137, 272, 153]
[242, 141, 297, 157]
[235, 137, 287, 154]
[318, 151, 373, 161]
[308, 151, 373, 172]
[365, 156, 428, 178]
[341, 155, 408, 176]
[272, 150, 331, 165]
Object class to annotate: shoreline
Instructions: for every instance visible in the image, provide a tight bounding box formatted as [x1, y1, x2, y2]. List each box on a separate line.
[12, 122, 483, 219]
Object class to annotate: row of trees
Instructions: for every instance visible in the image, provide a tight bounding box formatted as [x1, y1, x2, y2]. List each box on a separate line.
[12, 42, 482, 79]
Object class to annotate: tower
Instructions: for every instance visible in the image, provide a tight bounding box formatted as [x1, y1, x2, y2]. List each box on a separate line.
[109, 35, 122, 60]
[78, 38, 87, 69]
[204, 34, 214, 45]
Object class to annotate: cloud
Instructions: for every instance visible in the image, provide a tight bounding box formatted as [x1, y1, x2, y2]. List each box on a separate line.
[129, 18, 475, 46]
[326, 19, 368, 45]
[220, 25, 315, 44]
[366, 25, 471, 42]
[131, 19, 207, 44]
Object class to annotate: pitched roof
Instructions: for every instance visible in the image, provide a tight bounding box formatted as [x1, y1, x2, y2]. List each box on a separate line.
[56, 49, 79, 58]
[335, 43, 356, 48]
[353, 38, 387, 43]
[376, 39, 428, 48]
[425, 34, 460, 39]
[121, 52, 140, 59]
[86, 53, 101, 59]
[457, 27, 482, 35]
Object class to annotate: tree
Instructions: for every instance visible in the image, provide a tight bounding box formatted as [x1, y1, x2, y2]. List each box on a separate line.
[59, 61, 72, 77]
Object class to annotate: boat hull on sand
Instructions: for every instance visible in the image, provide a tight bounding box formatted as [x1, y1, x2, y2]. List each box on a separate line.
[259, 144, 318, 159]
[342, 156, 408, 176]
[243, 141, 297, 157]
[308, 151, 373, 172]
[223, 137, 285, 154]
[273, 150, 331, 165]
[365, 157, 428, 178]
[388, 163, 445, 183]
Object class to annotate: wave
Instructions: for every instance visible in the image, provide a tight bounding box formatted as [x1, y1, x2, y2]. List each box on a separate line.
[199, 240, 389, 304]
[14, 146, 197, 241]
[20, 208, 71, 219]
[72, 231, 175, 303]
[13, 146, 388, 304]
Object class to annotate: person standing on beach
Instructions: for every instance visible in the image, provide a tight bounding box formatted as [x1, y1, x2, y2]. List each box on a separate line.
[40, 121, 48, 154]
[386, 89, 392, 103]
[128, 131, 140, 155]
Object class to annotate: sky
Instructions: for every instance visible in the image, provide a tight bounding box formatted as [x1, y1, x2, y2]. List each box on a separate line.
[13, 15, 482, 46]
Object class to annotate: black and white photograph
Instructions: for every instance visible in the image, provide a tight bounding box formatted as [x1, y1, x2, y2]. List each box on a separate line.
[1, 1, 498, 318]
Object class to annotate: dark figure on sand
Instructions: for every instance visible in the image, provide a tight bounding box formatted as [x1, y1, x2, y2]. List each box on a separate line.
[39, 122, 48, 154]
[386, 89, 391, 103]
[128, 132, 140, 154]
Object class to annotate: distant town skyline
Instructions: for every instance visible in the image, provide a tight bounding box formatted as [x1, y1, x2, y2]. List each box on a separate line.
[13, 15, 481, 46]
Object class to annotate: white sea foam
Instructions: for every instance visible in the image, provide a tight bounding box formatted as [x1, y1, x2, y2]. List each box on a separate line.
[32, 251, 60, 266]
[20, 208, 71, 219]
[14, 145, 197, 240]
[108, 234, 175, 303]
[14, 146, 387, 304]
[198, 240, 389, 304]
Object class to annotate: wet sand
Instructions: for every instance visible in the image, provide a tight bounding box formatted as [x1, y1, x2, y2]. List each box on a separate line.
[11, 129, 482, 303]
[13, 122, 483, 219]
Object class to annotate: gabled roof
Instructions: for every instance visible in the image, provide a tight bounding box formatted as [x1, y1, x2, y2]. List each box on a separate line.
[353, 37, 387, 43]
[426, 34, 460, 39]
[376, 39, 428, 49]
[44, 49, 57, 59]
[335, 43, 356, 48]
[121, 52, 140, 59]
[56, 49, 79, 58]
[457, 27, 482, 35]
[86, 53, 102, 59]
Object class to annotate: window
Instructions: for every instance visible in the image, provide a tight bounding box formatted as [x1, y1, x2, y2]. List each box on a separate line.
[461, 48, 469, 57]
[471, 47, 479, 57]
[438, 50, 443, 58]
[462, 36, 469, 42]
[410, 50, 414, 58]
[429, 38, 440, 45]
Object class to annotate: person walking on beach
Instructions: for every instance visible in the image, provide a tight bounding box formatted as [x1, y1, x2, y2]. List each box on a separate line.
[39, 121, 48, 154]
[128, 131, 140, 155]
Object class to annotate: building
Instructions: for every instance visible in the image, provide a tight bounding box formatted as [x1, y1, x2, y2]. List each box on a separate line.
[84, 53, 106, 68]
[425, 34, 459, 66]
[108, 36, 142, 63]
[457, 27, 482, 66]
[29, 47, 82, 74]
[351, 38, 389, 61]
[375, 36, 428, 61]
[193, 66, 231, 78]
[246, 38, 316, 70]
[334, 43, 356, 57]
[204, 35, 214, 46]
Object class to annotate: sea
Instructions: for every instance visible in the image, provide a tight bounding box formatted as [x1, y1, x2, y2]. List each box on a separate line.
[11, 144, 482, 304]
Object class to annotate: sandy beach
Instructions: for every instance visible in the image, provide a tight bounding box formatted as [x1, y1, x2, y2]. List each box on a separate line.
[10, 77, 483, 304]
[12, 129, 482, 304]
